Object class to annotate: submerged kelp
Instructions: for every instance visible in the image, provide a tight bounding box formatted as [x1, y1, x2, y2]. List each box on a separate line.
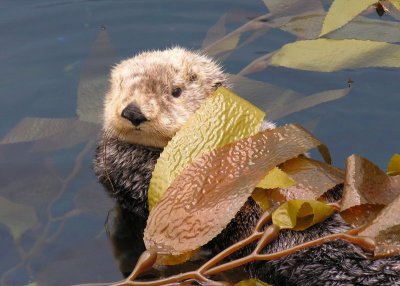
[1, 0, 400, 285]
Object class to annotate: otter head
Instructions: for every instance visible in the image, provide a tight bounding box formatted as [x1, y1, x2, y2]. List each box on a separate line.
[103, 47, 227, 148]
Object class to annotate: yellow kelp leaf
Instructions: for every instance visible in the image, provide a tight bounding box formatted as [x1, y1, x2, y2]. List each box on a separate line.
[270, 39, 400, 72]
[320, 0, 377, 36]
[236, 278, 270, 286]
[155, 250, 197, 266]
[256, 167, 295, 189]
[272, 200, 334, 231]
[252, 188, 271, 211]
[387, 153, 400, 176]
[148, 87, 265, 210]
[390, 0, 400, 10]
[145, 125, 323, 255]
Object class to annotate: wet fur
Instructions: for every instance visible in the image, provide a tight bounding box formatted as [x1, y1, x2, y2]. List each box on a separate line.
[94, 47, 400, 285]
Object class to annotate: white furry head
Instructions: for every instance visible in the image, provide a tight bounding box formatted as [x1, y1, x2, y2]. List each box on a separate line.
[103, 47, 227, 148]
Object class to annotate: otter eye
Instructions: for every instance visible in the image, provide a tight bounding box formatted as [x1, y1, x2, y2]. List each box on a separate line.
[171, 87, 182, 98]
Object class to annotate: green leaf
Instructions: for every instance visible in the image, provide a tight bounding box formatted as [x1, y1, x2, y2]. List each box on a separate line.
[320, 0, 377, 36]
[272, 200, 334, 231]
[271, 39, 400, 72]
[387, 154, 400, 176]
[0, 196, 38, 240]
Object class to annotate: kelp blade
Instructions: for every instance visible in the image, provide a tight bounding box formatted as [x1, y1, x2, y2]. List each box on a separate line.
[144, 124, 322, 255]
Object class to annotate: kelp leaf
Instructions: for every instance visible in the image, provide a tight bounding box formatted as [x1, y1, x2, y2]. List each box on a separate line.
[263, 0, 323, 18]
[340, 204, 385, 228]
[272, 200, 334, 231]
[281, 12, 325, 40]
[229, 75, 348, 122]
[327, 16, 400, 43]
[0, 196, 38, 240]
[271, 39, 400, 72]
[155, 250, 197, 266]
[278, 156, 344, 201]
[256, 167, 295, 189]
[77, 27, 115, 123]
[0, 117, 75, 144]
[148, 87, 265, 211]
[144, 124, 322, 255]
[319, 0, 377, 36]
[252, 188, 271, 211]
[390, 0, 400, 10]
[387, 153, 400, 176]
[202, 12, 240, 57]
[359, 194, 400, 258]
[267, 88, 350, 120]
[236, 278, 270, 286]
[341, 155, 400, 211]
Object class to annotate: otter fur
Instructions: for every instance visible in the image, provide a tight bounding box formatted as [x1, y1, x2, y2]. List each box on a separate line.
[94, 47, 400, 285]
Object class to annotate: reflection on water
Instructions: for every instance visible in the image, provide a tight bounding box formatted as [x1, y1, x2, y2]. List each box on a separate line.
[1, 0, 400, 285]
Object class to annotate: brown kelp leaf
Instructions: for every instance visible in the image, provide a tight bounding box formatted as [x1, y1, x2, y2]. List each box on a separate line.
[359, 194, 400, 258]
[148, 87, 265, 211]
[341, 155, 400, 211]
[77, 27, 115, 123]
[278, 156, 345, 200]
[144, 124, 322, 255]
[340, 204, 385, 228]
[0, 117, 75, 144]
[387, 153, 400, 176]
[272, 200, 334, 231]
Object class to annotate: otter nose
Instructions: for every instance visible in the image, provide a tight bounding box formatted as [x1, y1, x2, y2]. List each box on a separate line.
[121, 104, 148, 127]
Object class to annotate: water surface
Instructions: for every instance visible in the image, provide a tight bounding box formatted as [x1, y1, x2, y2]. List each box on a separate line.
[1, 1, 399, 285]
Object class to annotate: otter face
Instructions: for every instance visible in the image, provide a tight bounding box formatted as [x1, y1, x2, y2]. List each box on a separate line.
[103, 47, 227, 148]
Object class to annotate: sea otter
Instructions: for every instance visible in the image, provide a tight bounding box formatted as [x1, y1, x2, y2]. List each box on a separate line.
[94, 47, 400, 285]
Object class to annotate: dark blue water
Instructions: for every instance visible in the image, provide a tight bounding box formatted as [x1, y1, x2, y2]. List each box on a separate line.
[1, 1, 399, 285]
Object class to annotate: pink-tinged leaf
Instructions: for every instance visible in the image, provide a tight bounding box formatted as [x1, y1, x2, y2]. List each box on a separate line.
[144, 124, 322, 255]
